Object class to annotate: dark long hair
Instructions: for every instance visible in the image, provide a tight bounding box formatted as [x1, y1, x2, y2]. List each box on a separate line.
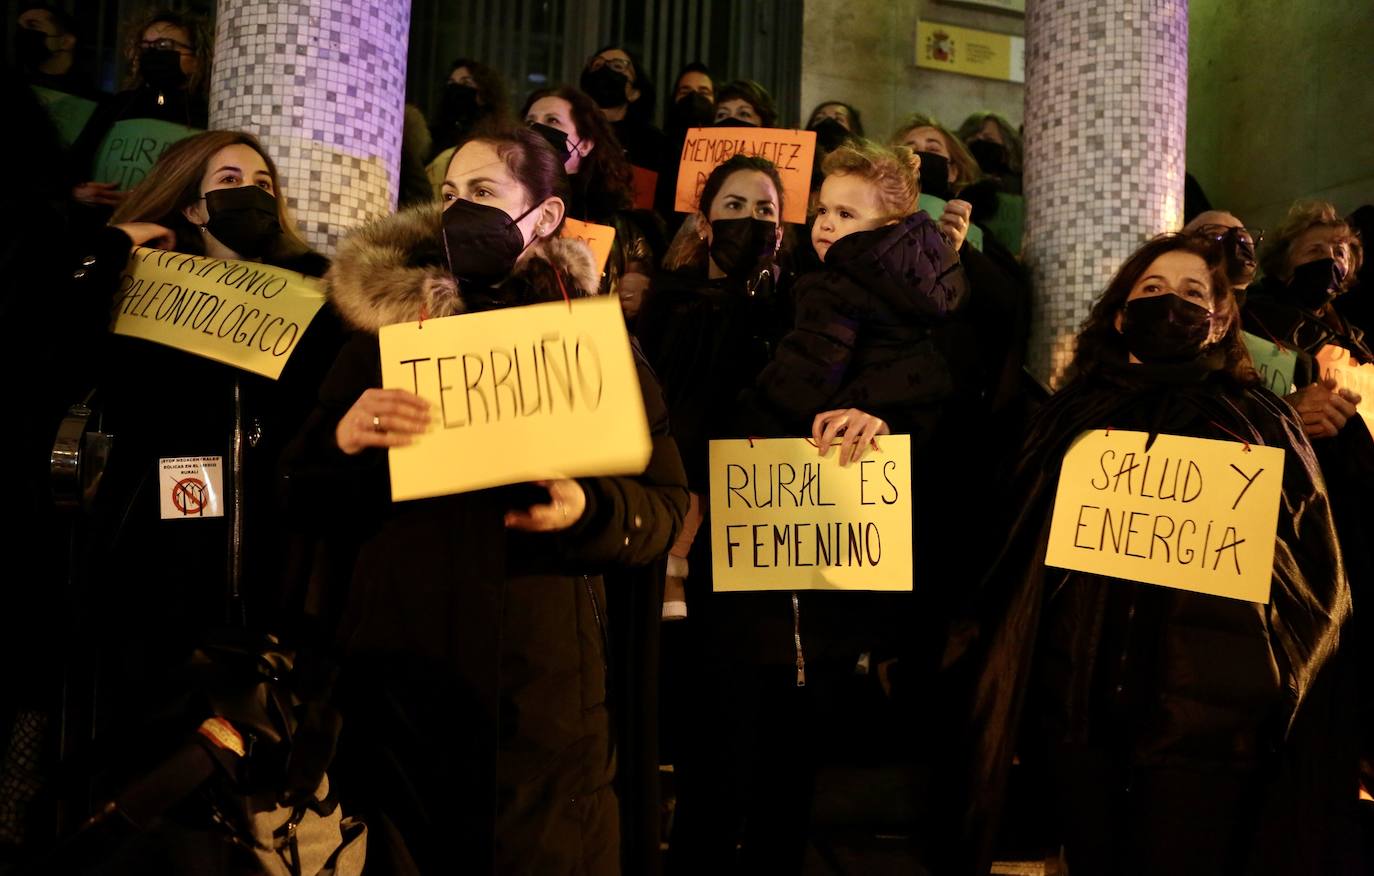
[521, 86, 634, 214]
[1068, 233, 1257, 385]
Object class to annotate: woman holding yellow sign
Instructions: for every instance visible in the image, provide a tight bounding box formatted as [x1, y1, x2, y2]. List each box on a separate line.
[285, 126, 687, 875]
[50, 129, 340, 810]
[954, 234, 1352, 876]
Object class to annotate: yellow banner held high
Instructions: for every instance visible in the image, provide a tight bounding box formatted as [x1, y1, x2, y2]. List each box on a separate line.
[1045, 430, 1285, 604]
[113, 246, 327, 380]
[378, 295, 653, 502]
[708, 436, 914, 592]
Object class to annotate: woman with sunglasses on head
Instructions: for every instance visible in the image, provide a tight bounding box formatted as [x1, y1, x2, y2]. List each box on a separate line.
[283, 126, 688, 875]
[68, 9, 212, 221]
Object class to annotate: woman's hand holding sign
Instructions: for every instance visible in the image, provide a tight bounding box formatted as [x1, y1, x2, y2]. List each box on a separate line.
[505, 479, 587, 532]
[336, 388, 431, 455]
[812, 408, 890, 467]
[113, 222, 177, 250]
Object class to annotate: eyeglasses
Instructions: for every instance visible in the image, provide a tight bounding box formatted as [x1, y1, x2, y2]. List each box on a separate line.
[1191, 224, 1264, 248]
[141, 37, 194, 55]
[590, 55, 633, 77]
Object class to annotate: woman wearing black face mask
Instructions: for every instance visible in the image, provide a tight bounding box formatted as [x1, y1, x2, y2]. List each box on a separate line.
[426, 58, 508, 161]
[947, 233, 1354, 876]
[636, 156, 799, 871]
[957, 111, 1023, 195]
[654, 62, 717, 232]
[283, 127, 687, 875]
[520, 85, 665, 324]
[67, 10, 211, 227]
[46, 131, 342, 798]
[580, 45, 667, 191]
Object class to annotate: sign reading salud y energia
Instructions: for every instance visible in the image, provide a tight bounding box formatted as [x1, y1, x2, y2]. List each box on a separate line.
[1046, 430, 1285, 604]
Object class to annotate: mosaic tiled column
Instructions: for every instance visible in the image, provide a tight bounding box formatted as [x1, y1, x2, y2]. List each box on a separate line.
[1022, 0, 1188, 385]
[209, 0, 411, 255]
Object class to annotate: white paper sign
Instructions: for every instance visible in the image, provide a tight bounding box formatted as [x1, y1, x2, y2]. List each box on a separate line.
[159, 456, 225, 519]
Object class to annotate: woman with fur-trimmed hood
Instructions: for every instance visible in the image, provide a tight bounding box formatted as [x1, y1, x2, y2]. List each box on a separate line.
[282, 129, 688, 875]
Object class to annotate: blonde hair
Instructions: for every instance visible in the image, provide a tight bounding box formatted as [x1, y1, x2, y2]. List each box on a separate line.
[820, 139, 921, 222]
[112, 130, 311, 260]
[1261, 200, 1363, 287]
[889, 113, 982, 192]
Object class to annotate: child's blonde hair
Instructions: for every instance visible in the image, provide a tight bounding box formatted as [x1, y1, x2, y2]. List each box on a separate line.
[820, 139, 921, 222]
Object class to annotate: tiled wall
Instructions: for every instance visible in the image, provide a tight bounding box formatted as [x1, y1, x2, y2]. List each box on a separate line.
[208, 0, 411, 256]
[1022, 0, 1188, 385]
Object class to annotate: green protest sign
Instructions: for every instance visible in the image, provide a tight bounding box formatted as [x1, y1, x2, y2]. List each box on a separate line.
[1242, 331, 1297, 395]
[918, 192, 984, 251]
[32, 85, 97, 147]
[92, 117, 203, 191]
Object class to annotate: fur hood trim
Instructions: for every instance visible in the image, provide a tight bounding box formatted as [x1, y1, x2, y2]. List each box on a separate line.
[326, 203, 603, 334]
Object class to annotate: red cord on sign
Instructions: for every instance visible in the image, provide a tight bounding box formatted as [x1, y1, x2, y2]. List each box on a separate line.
[418, 302, 429, 329]
[1248, 313, 1288, 353]
[1209, 420, 1253, 452]
[1104, 426, 1113, 436]
[554, 266, 572, 309]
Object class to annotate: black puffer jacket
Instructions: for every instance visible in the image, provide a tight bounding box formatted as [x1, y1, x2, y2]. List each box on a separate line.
[283, 204, 689, 875]
[744, 210, 968, 444]
[951, 355, 1351, 875]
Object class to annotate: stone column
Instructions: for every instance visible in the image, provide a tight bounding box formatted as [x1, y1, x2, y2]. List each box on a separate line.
[1022, 0, 1188, 385]
[209, 0, 411, 256]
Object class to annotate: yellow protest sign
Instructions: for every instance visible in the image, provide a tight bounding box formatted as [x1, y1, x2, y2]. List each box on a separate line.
[1046, 430, 1285, 603]
[915, 20, 1025, 83]
[1316, 345, 1374, 421]
[561, 218, 615, 275]
[674, 127, 816, 224]
[113, 247, 327, 380]
[378, 295, 653, 502]
[707, 437, 913, 592]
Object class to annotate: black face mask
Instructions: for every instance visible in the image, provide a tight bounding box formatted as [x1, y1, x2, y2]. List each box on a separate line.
[713, 116, 757, 129]
[140, 47, 187, 90]
[1119, 294, 1215, 364]
[528, 123, 579, 165]
[808, 117, 851, 153]
[204, 186, 281, 258]
[666, 92, 715, 134]
[968, 139, 1009, 174]
[15, 28, 52, 69]
[1286, 258, 1344, 311]
[709, 217, 777, 279]
[916, 151, 953, 200]
[442, 198, 539, 289]
[1221, 228, 1257, 288]
[580, 65, 629, 110]
[441, 83, 480, 123]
